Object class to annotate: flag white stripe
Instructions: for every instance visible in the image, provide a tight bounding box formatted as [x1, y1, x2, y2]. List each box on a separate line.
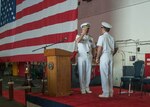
[0, 0, 77, 33]
[0, 19, 77, 45]
[0, 42, 75, 57]
[17, 0, 43, 13]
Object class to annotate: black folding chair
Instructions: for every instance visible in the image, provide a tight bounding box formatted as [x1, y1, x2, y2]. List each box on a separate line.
[132, 60, 145, 91]
[120, 60, 144, 96]
[120, 66, 135, 96]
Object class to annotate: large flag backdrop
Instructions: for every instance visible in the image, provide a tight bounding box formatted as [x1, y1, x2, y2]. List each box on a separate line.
[0, 0, 78, 62]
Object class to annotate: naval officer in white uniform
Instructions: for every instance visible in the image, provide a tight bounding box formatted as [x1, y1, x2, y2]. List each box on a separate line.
[75, 23, 96, 94]
[96, 22, 115, 98]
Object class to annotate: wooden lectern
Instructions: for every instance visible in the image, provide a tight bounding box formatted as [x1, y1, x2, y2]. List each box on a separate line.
[44, 48, 71, 96]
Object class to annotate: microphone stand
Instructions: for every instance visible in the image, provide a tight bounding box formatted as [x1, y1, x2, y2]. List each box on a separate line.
[32, 39, 66, 52]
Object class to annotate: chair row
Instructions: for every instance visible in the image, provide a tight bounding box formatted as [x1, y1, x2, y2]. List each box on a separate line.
[120, 60, 150, 96]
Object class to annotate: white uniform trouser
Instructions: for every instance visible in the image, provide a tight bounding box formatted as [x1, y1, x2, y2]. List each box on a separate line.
[100, 53, 113, 96]
[77, 53, 92, 92]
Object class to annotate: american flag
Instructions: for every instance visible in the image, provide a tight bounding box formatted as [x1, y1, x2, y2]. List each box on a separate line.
[0, 0, 78, 62]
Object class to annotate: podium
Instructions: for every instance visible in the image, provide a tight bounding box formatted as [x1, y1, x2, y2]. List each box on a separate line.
[44, 48, 71, 96]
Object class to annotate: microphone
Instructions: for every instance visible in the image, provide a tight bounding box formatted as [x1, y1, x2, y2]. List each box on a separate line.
[64, 37, 68, 40]
[61, 37, 68, 42]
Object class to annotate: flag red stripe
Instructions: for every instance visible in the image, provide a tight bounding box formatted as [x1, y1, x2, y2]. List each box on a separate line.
[0, 30, 77, 51]
[16, 0, 65, 19]
[16, 0, 24, 5]
[0, 0, 77, 62]
[0, 9, 77, 39]
[0, 54, 46, 62]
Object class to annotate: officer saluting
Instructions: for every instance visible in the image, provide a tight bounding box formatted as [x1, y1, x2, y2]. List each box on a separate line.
[75, 23, 96, 94]
[96, 22, 115, 98]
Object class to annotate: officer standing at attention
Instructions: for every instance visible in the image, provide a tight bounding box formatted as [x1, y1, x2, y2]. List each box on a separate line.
[75, 23, 96, 94]
[96, 22, 115, 98]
